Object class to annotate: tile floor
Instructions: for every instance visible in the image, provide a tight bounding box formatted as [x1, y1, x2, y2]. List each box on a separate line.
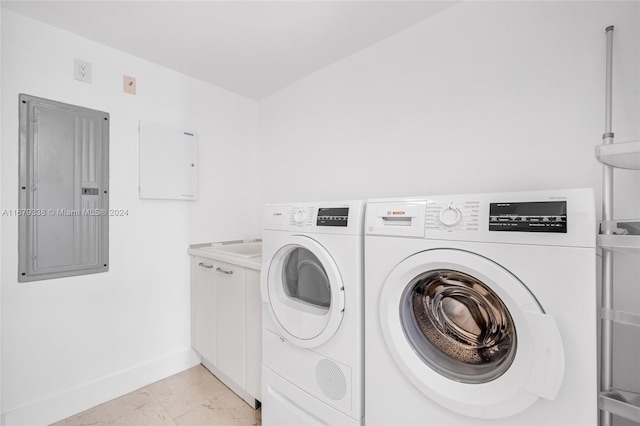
[52, 365, 261, 426]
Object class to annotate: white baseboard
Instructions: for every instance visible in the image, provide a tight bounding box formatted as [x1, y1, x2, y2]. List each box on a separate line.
[1, 348, 201, 426]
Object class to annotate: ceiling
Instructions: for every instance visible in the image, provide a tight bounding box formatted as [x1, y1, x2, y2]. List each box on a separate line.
[1, 1, 457, 99]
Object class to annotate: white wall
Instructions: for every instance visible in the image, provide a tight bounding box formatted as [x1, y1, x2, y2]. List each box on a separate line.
[256, 0, 640, 398]
[257, 1, 639, 207]
[1, 10, 258, 425]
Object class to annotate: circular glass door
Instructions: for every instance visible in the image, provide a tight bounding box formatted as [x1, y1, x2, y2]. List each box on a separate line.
[283, 247, 331, 310]
[400, 269, 517, 384]
[379, 248, 564, 419]
[266, 235, 345, 348]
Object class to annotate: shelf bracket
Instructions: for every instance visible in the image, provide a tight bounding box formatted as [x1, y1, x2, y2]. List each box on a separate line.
[601, 308, 640, 327]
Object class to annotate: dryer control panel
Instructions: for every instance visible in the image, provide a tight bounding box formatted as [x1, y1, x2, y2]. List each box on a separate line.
[317, 207, 350, 227]
[263, 200, 366, 235]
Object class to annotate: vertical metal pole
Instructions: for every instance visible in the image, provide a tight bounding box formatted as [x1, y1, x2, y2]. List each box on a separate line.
[600, 24, 615, 426]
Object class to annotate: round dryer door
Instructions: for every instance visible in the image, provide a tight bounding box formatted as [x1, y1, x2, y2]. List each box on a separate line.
[380, 248, 565, 419]
[265, 235, 345, 348]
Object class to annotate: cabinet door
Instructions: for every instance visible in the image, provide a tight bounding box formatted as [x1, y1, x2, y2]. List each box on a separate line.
[216, 261, 246, 388]
[193, 256, 216, 364]
[245, 268, 262, 400]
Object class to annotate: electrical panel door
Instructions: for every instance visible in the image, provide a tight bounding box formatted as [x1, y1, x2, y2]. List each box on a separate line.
[18, 94, 109, 282]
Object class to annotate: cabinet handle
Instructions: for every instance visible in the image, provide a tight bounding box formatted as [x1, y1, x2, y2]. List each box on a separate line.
[216, 267, 234, 275]
[198, 262, 213, 269]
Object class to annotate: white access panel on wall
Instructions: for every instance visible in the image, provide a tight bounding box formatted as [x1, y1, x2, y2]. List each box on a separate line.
[139, 120, 198, 200]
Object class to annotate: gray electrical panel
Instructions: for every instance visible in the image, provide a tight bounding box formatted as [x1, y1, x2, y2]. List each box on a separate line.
[18, 94, 109, 282]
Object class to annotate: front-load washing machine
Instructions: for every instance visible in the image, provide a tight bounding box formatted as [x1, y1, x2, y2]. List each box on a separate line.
[365, 188, 597, 425]
[261, 200, 365, 426]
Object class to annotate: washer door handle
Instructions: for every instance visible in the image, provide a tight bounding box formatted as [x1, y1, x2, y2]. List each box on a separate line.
[522, 311, 565, 400]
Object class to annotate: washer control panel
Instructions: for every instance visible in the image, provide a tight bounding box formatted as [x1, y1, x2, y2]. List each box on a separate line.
[439, 206, 463, 227]
[426, 200, 480, 232]
[489, 201, 567, 233]
[366, 189, 594, 247]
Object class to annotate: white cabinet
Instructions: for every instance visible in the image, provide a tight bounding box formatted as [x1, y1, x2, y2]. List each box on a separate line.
[215, 261, 246, 389]
[189, 243, 262, 408]
[192, 257, 217, 365]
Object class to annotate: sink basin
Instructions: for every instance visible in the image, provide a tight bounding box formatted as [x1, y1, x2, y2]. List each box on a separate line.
[200, 241, 262, 258]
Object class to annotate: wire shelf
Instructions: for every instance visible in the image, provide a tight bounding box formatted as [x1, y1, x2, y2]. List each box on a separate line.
[596, 140, 640, 170]
[600, 390, 640, 423]
[598, 234, 640, 255]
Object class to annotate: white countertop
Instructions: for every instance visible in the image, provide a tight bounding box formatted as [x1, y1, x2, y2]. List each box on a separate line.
[188, 239, 262, 270]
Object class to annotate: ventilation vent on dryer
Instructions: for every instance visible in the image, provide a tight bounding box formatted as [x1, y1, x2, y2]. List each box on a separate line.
[315, 359, 347, 400]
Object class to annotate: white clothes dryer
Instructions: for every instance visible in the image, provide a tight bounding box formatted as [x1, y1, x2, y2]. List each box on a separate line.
[261, 200, 365, 426]
[365, 189, 597, 425]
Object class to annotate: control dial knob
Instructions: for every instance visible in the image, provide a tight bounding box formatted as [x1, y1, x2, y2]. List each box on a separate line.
[439, 206, 463, 227]
[294, 208, 306, 224]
